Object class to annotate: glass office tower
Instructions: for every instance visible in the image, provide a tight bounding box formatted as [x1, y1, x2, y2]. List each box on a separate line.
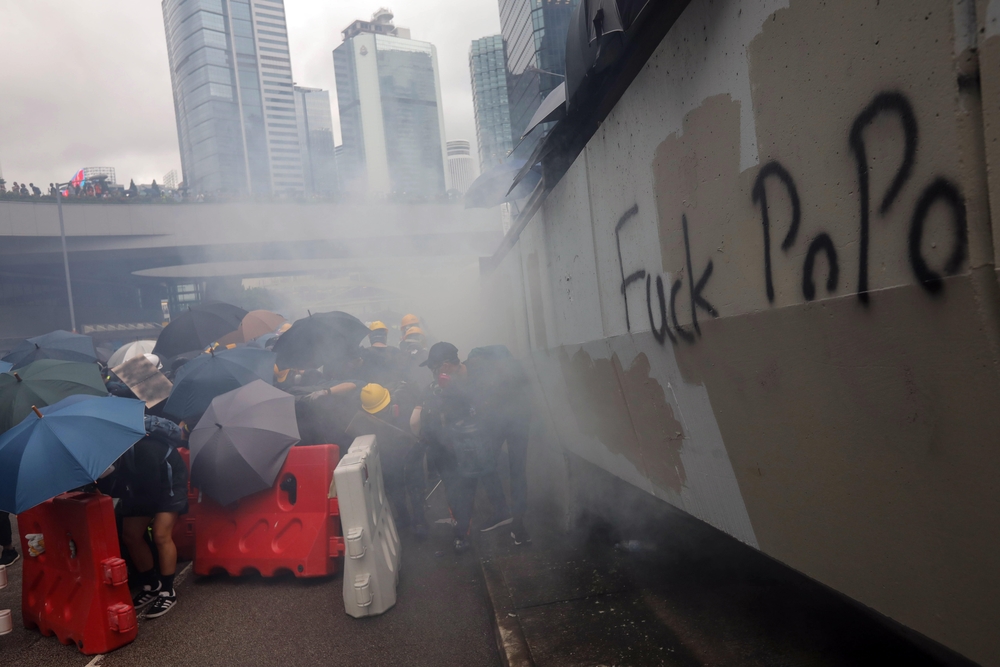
[469, 35, 513, 171]
[162, 0, 305, 196]
[498, 0, 577, 145]
[294, 86, 338, 196]
[333, 10, 449, 198]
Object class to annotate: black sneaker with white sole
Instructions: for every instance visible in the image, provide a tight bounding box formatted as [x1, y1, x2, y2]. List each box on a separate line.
[145, 590, 177, 619]
[479, 515, 513, 533]
[0, 549, 20, 567]
[132, 582, 162, 610]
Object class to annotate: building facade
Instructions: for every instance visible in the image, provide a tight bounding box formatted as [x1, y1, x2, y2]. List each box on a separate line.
[498, 0, 577, 144]
[162, 0, 305, 196]
[446, 141, 478, 195]
[333, 9, 449, 198]
[293, 86, 338, 196]
[469, 35, 513, 171]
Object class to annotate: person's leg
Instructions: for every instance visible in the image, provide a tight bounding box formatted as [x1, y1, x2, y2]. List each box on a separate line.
[449, 476, 477, 540]
[480, 471, 511, 526]
[121, 516, 155, 574]
[151, 512, 178, 586]
[0, 511, 17, 565]
[404, 440, 429, 530]
[381, 451, 410, 529]
[0, 511, 12, 549]
[505, 419, 530, 520]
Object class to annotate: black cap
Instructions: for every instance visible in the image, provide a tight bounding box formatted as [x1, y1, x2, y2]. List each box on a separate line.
[421, 342, 459, 368]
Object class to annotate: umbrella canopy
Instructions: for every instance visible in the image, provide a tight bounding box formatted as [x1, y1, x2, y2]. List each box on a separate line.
[108, 340, 157, 368]
[521, 82, 567, 139]
[0, 361, 12, 374]
[163, 347, 276, 422]
[0, 360, 109, 433]
[464, 159, 542, 209]
[2, 330, 98, 369]
[272, 311, 370, 370]
[240, 310, 286, 341]
[189, 380, 299, 506]
[0, 395, 146, 514]
[153, 301, 247, 359]
[111, 356, 172, 408]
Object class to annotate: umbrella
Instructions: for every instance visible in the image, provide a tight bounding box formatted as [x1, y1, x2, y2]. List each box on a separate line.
[0, 395, 146, 514]
[163, 347, 276, 422]
[464, 159, 542, 209]
[0, 361, 12, 374]
[152, 301, 247, 358]
[189, 379, 299, 506]
[108, 340, 157, 368]
[239, 310, 286, 341]
[111, 356, 172, 408]
[2, 330, 98, 369]
[272, 311, 370, 370]
[0, 360, 108, 433]
[520, 82, 567, 139]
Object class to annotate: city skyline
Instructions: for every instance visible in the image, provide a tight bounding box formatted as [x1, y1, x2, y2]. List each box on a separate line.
[0, 1, 499, 189]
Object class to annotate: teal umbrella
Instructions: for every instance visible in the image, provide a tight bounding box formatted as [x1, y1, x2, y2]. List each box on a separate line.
[0, 395, 146, 514]
[0, 360, 108, 433]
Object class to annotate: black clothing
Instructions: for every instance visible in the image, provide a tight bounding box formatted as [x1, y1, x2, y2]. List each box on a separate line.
[118, 439, 189, 517]
[0, 511, 12, 547]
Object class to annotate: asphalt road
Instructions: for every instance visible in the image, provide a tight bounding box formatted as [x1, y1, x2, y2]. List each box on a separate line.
[0, 513, 501, 667]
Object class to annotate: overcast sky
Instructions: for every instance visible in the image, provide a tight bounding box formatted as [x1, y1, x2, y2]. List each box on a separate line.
[0, 0, 500, 187]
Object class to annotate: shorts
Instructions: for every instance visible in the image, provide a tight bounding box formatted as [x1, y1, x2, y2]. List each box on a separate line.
[119, 447, 189, 517]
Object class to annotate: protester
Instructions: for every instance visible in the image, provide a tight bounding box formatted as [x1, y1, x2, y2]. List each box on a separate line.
[0, 512, 19, 566]
[112, 415, 188, 619]
[466, 345, 533, 544]
[414, 342, 510, 552]
[19, 183, 28, 197]
[360, 383, 413, 526]
[400, 314, 420, 337]
[30, 183, 41, 197]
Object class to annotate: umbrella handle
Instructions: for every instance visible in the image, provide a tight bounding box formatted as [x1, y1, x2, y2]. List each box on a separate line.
[31, 405, 43, 419]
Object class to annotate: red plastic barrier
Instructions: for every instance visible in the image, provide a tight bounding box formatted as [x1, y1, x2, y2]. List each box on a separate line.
[194, 444, 345, 578]
[171, 447, 198, 562]
[18, 492, 137, 655]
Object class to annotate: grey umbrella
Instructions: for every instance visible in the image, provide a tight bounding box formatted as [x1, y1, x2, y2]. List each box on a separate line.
[189, 379, 300, 506]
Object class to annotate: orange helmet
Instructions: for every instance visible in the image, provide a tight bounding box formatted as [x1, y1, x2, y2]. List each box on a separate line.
[403, 326, 425, 339]
[400, 314, 420, 332]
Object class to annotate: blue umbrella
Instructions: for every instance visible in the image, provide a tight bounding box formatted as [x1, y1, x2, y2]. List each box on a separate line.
[2, 330, 97, 369]
[0, 394, 146, 514]
[0, 361, 12, 374]
[163, 346, 276, 422]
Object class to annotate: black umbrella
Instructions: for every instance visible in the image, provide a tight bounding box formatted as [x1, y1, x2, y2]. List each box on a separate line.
[2, 330, 97, 369]
[163, 347, 275, 422]
[272, 311, 370, 370]
[189, 379, 300, 506]
[152, 301, 247, 359]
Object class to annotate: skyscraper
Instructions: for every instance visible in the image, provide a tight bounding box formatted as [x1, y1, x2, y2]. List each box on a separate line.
[446, 141, 478, 195]
[469, 35, 513, 171]
[333, 9, 449, 198]
[294, 86, 338, 196]
[498, 0, 578, 144]
[162, 0, 305, 196]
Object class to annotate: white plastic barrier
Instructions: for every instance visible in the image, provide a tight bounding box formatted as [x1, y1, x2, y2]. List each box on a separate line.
[335, 434, 401, 617]
[0, 564, 11, 635]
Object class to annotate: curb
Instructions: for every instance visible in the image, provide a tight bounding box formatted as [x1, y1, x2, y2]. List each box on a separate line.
[479, 554, 534, 667]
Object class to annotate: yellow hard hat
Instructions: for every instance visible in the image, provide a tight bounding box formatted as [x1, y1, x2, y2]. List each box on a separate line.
[369, 320, 388, 331]
[277, 322, 292, 334]
[401, 314, 420, 329]
[360, 383, 391, 414]
[403, 326, 424, 339]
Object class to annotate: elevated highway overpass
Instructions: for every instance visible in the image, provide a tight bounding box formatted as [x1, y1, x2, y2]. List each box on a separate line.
[0, 199, 501, 339]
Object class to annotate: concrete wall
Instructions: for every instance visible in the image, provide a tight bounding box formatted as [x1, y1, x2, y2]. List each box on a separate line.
[491, 1, 1000, 663]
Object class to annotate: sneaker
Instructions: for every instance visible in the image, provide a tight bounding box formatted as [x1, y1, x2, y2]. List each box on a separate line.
[0, 549, 20, 567]
[132, 582, 162, 610]
[454, 538, 470, 553]
[511, 519, 531, 546]
[145, 590, 177, 619]
[479, 515, 513, 533]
